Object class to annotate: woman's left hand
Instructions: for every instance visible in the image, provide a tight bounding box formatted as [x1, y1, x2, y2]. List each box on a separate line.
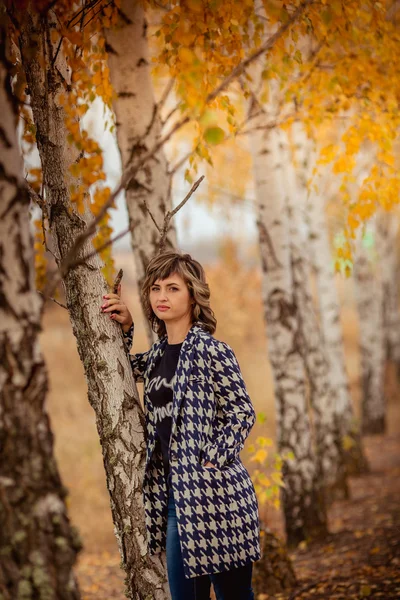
[204, 461, 217, 469]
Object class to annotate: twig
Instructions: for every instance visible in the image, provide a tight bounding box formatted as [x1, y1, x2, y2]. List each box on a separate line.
[66, 0, 102, 28]
[70, 226, 133, 268]
[53, 1, 313, 286]
[112, 268, 123, 293]
[82, 0, 114, 30]
[158, 175, 204, 252]
[168, 146, 198, 177]
[205, 0, 314, 107]
[63, 175, 203, 277]
[238, 113, 299, 137]
[142, 195, 162, 232]
[26, 182, 44, 209]
[37, 290, 67, 310]
[157, 78, 175, 116]
[161, 101, 182, 128]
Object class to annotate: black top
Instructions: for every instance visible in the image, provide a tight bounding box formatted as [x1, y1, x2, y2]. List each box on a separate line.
[148, 341, 183, 482]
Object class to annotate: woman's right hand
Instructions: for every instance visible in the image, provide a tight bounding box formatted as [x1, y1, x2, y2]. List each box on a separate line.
[101, 283, 133, 332]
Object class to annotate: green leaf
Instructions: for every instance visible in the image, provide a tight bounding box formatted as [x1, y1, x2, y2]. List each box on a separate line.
[204, 126, 225, 145]
[257, 412, 267, 424]
[294, 50, 302, 64]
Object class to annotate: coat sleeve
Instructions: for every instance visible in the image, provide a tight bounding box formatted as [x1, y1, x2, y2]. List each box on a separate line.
[199, 340, 257, 469]
[122, 322, 150, 383]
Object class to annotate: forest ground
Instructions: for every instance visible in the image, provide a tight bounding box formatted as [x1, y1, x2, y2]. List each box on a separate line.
[40, 252, 399, 598]
[76, 431, 400, 600]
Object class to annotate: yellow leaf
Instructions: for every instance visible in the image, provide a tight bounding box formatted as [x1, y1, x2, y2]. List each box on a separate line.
[178, 47, 195, 65]
[250, 449, 268, 464]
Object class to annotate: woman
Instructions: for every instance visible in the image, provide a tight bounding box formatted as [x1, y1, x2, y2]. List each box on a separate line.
[100, 251, 261, 600]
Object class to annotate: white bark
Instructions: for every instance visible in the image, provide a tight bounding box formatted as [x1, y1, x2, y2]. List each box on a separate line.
[0, 26, 80, 598]
[249, 96, 327, 544]
[282, 138, 347, 495]
[18, 7, 169, 598]
[295, 131, 368, 474]
[106, 1, 177, 345]
[353, 220, 386, 434]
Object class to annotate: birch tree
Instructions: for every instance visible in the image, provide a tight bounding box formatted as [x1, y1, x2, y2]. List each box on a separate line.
[377, 212, 400, 369]
[106, 0, 177, 345]
[281, 130, 348, 498]
[248, 97, 328, 544]
[295, 134, 369, 475]
[0, 23, 80, 598]
[12, 6, 171, 598]
[353, 221, 386, 434]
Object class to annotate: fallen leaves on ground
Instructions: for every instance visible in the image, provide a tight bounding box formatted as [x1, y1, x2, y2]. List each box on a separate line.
[76, 433, 400, 599]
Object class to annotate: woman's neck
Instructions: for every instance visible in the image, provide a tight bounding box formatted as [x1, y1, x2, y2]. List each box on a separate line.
[165, 318, 193, 344]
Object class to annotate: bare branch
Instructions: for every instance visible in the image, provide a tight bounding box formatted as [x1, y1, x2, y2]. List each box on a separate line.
[159, 175, 205, 253]
[205, 0, 314, 106]
[161, 101, 182, 128]
[66, 0, 102, 28]
[70, 226, 132, 269]
[168, 146, 198, 177]
[57, 1, 312, 281]
[26, 183, 44, 209]
[238, 113, 299, 137]
[157, 78, 175, 116]
[37, 290, 67, 310]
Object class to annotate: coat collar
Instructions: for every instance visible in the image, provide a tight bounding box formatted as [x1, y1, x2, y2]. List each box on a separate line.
[144, 322, 206, 446]
[144, 321, 205, 380]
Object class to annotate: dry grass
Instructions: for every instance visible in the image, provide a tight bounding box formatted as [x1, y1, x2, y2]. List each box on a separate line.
[39, 251, 400, 555]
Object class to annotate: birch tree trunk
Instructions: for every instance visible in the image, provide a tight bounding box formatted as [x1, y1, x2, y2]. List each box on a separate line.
[281, 132, 348, 498]
[353, 222, 386, 434]
[106, 0, 177, 346]
[0, 30, 80, 599]
[295, 133, 369, 475]
[17, 7, 170, 598]
[249, 102, 327, 545]
[377, 212, 400, 366]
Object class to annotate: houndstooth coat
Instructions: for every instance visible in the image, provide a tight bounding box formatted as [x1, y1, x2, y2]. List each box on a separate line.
[123, 321, 261, 579]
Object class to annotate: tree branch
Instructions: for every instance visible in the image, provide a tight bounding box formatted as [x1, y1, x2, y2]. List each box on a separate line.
[157, 77, 175, 116]
[56, 0, 313, 283]
[37, 290, 67, 310]
[168, 145, 199, 177]
[158, 176, 205, 253]
[161, 101, 182, 128]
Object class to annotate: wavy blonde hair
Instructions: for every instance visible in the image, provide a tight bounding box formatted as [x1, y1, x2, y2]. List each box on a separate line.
[141, 251, 217, 337]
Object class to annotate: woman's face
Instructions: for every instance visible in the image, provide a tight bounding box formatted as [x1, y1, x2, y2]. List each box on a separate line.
[149, 272, 193, 324]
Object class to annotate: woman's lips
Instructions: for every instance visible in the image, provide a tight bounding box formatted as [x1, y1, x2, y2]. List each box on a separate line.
[157, 306, 170, 311]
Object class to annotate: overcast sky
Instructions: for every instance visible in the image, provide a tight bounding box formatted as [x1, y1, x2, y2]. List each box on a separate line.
[82, 100, 258, 255]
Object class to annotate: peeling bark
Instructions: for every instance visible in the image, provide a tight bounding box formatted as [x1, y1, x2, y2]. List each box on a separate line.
[17, 6, 170, 598]
[249, 105, 327, 545]
[0, 23, 80, 599]
[106, 1, 177, 346]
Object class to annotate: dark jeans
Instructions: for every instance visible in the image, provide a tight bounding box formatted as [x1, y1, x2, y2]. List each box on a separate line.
[165, 474, 255, 600]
